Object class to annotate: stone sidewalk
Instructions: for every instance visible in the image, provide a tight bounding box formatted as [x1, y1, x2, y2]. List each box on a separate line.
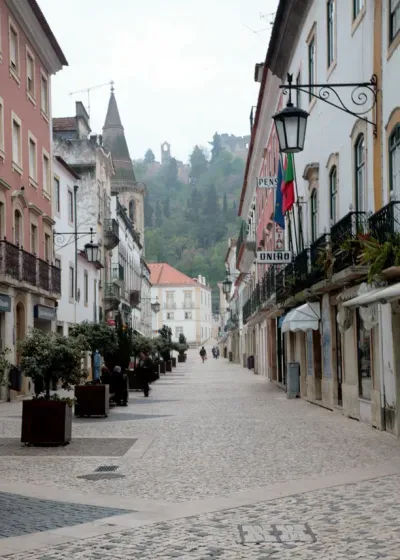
[1, 346, 400, 558]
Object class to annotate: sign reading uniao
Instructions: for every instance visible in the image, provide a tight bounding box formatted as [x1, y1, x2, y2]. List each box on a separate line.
[256, 251, 292, 264]
[257, 176, 278, 188]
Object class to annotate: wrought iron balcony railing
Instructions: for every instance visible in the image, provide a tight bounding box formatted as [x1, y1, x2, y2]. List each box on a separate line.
[330, 211, 368, 273]
[292, 249, 309, 293]
[38, 259, 50, 291]
[104, 282, 121, 298]
[309, 234, 330, 285]
[369, 201, 400, 244]
[103, 218, 120, 249]
[112, 263, 124, 282]
[21, 249, 37, 285]
[275, 266, 292, 304]
[51, 265, 61, 295]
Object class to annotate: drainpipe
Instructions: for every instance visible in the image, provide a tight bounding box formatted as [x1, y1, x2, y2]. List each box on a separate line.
[74, 185, 78, 325]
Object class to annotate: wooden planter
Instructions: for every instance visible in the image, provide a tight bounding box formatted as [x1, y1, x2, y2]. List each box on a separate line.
[21, 399, 72, 446]
[166, 360, 172, 372]
[172, 357, 177, 367]
[74, 385, 110, 418]
[159, 361, 166, 374]
[127, 370, 142, 391]
[178, 354, 185, 363]
[151, 364, 160, 381]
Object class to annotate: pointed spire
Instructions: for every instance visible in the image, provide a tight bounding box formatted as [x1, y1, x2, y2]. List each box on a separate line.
[103, 84, 123, 130]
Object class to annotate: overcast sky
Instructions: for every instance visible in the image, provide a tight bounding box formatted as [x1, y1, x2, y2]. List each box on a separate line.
[39, 0, 278, 163]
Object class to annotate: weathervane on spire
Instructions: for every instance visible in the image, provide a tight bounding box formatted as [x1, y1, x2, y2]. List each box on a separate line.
[111, 81, 115, 93]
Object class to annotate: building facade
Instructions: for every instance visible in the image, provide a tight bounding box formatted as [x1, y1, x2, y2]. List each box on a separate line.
[149, 264, 212, 344]
[233, 0, 400, 436]
[53, 156, 100, 334]
[0, 0, 67, 398]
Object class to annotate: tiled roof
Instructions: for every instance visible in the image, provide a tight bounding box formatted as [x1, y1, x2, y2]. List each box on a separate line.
[149, 263, 199, 286]
[53, 117, 76, 131]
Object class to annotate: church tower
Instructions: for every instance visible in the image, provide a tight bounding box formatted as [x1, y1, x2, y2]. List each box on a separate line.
[102, 86, 145, 242]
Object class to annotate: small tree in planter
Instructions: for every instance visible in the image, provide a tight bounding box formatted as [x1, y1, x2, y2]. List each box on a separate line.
[178, 333, 188, 362]
[18, 329, 86, 445]
[69, 321, 118, 376]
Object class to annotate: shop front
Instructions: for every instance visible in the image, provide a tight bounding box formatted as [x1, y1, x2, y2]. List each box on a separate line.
[34, 304, 57, 332]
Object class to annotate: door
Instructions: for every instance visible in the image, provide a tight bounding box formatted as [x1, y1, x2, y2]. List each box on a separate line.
[334, 306, 343, 406]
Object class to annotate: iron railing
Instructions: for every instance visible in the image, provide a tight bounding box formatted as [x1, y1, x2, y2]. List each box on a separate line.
[21, 249, 37, 285]
[2, 241, 20, 280]
[51, 265, 61, 295]
[330, 211, 368, 273]
[369, 201, 400, 244]
[112, 263, 124, 281]
[104, 282, 121, 298]
[38, 259, 50, 291]
[292, 249, 309, 293]
[309, 234, 329, 285]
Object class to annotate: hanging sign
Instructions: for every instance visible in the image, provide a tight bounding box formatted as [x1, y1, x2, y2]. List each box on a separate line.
[256, 250, 292, 264]
[257, 176, 278, 188]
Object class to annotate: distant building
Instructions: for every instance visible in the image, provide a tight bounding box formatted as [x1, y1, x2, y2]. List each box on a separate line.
[220, 134, 250, 161]
[149, 263, 212, 345]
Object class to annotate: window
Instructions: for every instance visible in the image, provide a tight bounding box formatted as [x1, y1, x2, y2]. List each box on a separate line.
[97, 183, 102, 221]
[329, 166, 338, 223]
[0, 98, 4, 154]
[14, 209, 22, 246]
[0, 203, 5, 240]
[54, 176, 60, 212]
[129, 199, 135, 222]
[389, 125, 400, 198]
[184, 292, 192, 308]
[30, 224, 37, 254]
[355, 134, 365, 212]
[44, 233, 51, 261]
[41, 73, 49, 115]
[84, 270, 88, 304]
[28, 134, 37, 182]
[42, 151, 50, 194]
[327, 0, 335, 68]
[185, 312, 192, 320]
[296, 71, 301, 108]
[69, 266, 74, 299]
[26, 48, 35, 97]
[166, 312, 174, 320]
[175, 326, 183, 338]
[356, 309, 372, 400]
[310, 190, 318, 242]
[353, 0, 364, 20]
[308, 37, 316, 102]
[390, 0, 400, 41]
[12, 114, 22, 169]
[9, 21, 19, 74]
[55, 258, 61, 269]
[298, 204, 304, 251]
[68, 189, 74, 223]
[166, 292, 175, 309]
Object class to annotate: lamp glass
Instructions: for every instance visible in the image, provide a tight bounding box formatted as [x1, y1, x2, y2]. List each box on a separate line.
[84, 242, 99, 263]
[273, 105, 309, 153]
[153, 301, 161, 313]
[222, 278, 232, 295]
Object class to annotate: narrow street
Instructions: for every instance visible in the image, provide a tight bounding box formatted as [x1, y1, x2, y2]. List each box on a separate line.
[1, 348, 400, 559]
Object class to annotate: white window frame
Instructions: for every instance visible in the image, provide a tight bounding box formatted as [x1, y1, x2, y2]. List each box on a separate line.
[166, 312, 174, 320]
[26, 45, 36, 103]
[353, 0, 364, 20]
[28, 131, 38, 185]
[30, 222, 38, 255]
[8, 18, 20, 81]
[69, 265, 75, 300]
[390, 0, 400, 42]
[355, 134, 366, 213]
[42, 149, 51, 197]
[54, 174, 60, 214]
[327, 0, 336, 71]
[67, 188, 74, 224]
[11, 111, 22, 174]
[185, 311, 192, 320]
[0, 97, 4, 157]
[40, 70, 49, 118]
[44, 232, 51, 262]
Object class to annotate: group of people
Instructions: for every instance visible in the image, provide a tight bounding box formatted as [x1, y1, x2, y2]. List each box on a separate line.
[101, 350, 153, 399]
[199, 346, 220, 362]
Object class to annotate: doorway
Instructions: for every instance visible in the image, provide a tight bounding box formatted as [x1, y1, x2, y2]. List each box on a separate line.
[334, 306, 343, 406]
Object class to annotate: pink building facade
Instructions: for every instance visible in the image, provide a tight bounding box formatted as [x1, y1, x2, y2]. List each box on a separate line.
[0, 0, 67, 396]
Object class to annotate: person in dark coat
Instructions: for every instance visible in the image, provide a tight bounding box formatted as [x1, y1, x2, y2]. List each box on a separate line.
[137, 351, 153, 397]
[113, 365, 128, 406]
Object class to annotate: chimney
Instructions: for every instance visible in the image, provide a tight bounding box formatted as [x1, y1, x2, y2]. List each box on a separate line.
[202, 276, 206, 285]
[198, 275, 202, 284]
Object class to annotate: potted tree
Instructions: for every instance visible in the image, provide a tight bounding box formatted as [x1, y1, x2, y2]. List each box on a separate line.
[69, 321, 119, 415]
[158, 325, 173, 372]
[19, 329, 86, 445]
[178, 333, 188, 362]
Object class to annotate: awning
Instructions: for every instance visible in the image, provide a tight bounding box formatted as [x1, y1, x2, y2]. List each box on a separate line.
[281, 302, 320, 333]
[343, 283, 400, 308]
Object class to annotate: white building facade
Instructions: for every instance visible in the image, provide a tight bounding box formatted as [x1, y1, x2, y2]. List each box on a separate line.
[149, 264, 212, 345]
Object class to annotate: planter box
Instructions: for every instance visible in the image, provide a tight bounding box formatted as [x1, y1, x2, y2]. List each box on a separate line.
[151, 364, 160, 381]
[159, 361, 166, 374]
[74, 385, 110, 418]
[166, 360, 172, 372]
[178, 354, 185, 363]
[21, 399, 72, 446]
[127, 370, 142, 391]
[172, 357, 177, 367]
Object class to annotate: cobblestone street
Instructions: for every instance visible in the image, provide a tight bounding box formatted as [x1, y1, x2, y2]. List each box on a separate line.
[1, 348, 400, 558]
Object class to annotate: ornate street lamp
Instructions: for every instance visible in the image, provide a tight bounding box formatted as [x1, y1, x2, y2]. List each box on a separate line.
[273, 75, 309, 154]
[222, 276, 232, 295]
[84, 239, 99, 263]
[152, 298, 161, 313]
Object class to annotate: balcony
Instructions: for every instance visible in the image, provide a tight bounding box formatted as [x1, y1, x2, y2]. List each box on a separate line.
[369, 201, 400, 244]
[236, 220, 256, 273]
[292, 249, 309, 293]
[275, 266, 292, 304]
[130, 289, 140, 308]
[103, 219, 120, 250]
[309, 234, 330, 285]
[164, 302, 177, 309]
[331, 211, 368, 273]
[0, 241, 60, 296]
[103, 282, 121, 311]
[111, 263, 124, 284]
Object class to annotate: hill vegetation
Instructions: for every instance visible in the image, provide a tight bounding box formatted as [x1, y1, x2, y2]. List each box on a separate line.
[134, 134, 245, 308]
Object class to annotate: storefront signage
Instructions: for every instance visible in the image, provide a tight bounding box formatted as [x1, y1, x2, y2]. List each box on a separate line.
[34, 305, 56, 321]
[0, 294, 11, 313]
[257, 177, 278, 188]
[256, 251, 292, 264]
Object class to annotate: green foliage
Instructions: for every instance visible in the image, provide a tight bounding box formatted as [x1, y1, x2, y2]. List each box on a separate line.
[18, 329, 86, 398]
[178, 333, 187, 344]
[0, 348, 11, 387]
[144, 148, 155, 163]
[138, 142, 244, 310]
[210, 132, 223, 162]
[357, 234, 400, 283]
[69, 321, 118, 357]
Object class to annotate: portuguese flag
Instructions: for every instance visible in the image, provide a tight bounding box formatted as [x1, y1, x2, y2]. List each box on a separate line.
[281, 154, 295, 214]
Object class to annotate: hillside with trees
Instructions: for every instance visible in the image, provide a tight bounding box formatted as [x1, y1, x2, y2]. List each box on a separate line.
[134, 133, 245, 308]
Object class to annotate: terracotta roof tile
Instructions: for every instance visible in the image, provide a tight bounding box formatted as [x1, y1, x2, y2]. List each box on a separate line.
[53, 117, 76, 131]
[148, 263, 199, 286]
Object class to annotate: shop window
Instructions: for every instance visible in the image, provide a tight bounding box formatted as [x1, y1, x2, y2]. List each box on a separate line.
[356, 309, 372, 400]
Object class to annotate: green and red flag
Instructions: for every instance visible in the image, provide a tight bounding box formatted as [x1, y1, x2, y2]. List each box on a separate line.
[281, 154, 295, 214]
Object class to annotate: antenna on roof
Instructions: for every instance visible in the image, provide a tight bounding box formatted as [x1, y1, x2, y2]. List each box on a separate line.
[69, 80, 114, 118]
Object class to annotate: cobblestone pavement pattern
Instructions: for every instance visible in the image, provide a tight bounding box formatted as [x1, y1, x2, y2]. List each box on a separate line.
[1, 346, 400, 558]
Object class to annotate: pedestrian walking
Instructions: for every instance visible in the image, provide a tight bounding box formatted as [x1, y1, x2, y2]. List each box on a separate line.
[200, 346, 207, 363]
[112, 365, 128, 406]
[137, 350, 153, 397]
[212, 346, 218, 359]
